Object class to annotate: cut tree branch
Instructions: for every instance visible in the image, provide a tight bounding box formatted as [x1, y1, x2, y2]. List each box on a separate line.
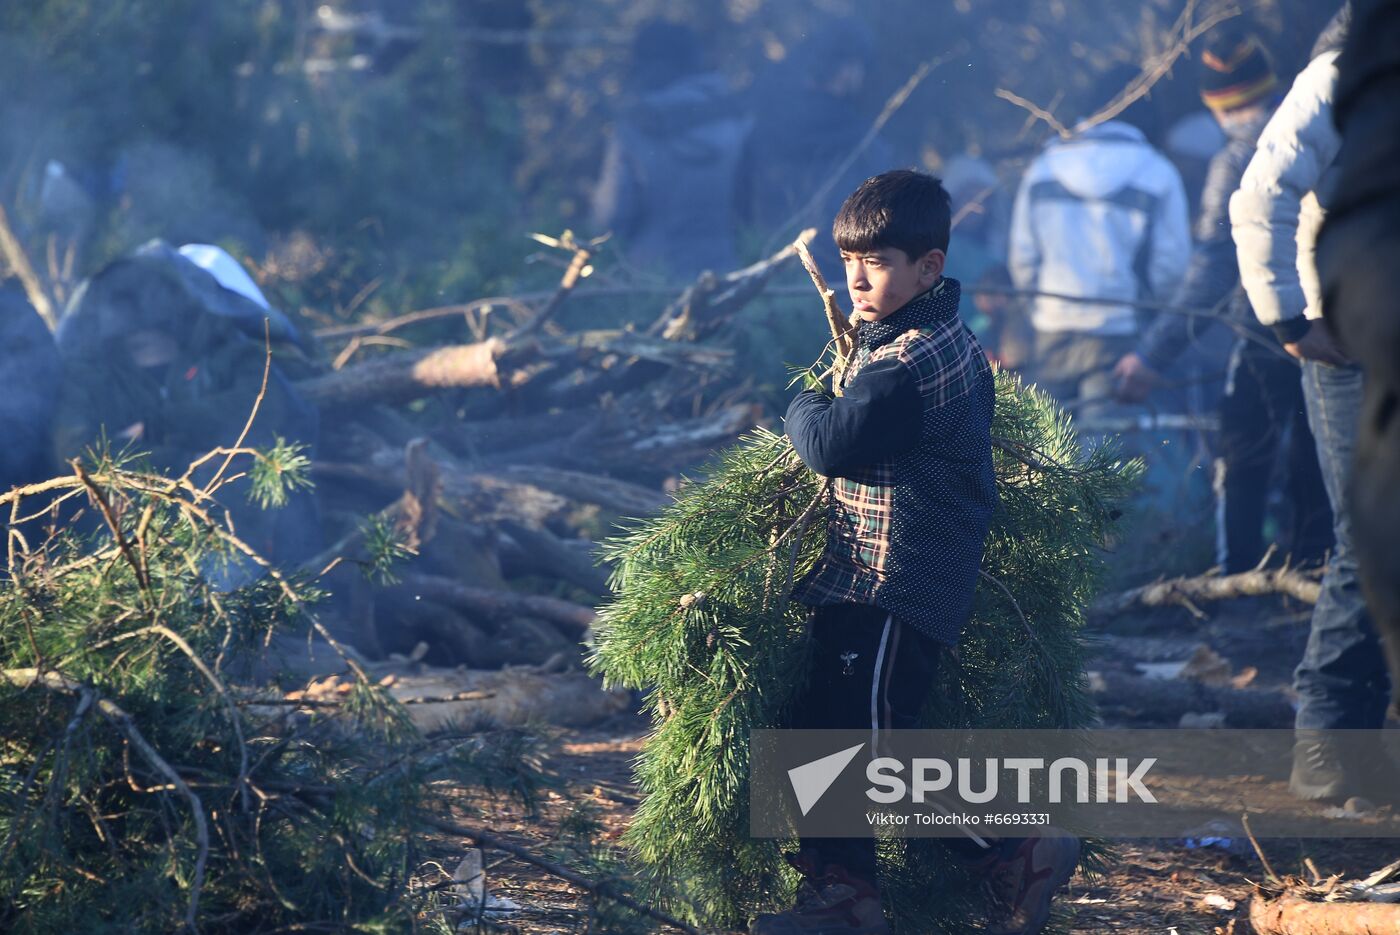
[1, 668, 210, 929]
[1090, 566, 1322, 619]
[298, 337, 511, 407]
[1250, 890, 1400, 934]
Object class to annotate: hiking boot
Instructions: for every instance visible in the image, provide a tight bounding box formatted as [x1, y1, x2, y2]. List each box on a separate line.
[749, 852, 890, 935]
[1290, 735, 1353, 802]
[980, 834, 1081, 935]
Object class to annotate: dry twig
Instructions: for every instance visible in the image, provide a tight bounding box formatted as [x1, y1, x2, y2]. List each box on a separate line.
[996, 0, 1243, 140]
[765, 48, 956, 251]
[0, 202, 58, 330]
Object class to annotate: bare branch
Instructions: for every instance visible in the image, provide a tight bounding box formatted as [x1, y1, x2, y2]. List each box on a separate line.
[997, 1, 1243, 140]
[1091, 565, 1323, 619]
[764, 48, 957, 252]
[994, 88, 1073, 140]
[0, 202, 58, 330]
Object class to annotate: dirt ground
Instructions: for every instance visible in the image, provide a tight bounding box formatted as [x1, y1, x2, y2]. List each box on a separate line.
[427, 597, 1400, 934]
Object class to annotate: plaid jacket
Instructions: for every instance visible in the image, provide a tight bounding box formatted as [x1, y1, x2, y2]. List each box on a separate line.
[785, 278, 996, 645]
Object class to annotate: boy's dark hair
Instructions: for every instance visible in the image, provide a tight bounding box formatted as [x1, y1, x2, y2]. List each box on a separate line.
[832, 169, 952, 261]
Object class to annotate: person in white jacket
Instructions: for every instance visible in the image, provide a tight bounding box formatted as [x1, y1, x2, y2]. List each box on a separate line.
[1008, 69, 1190, 411]
[1230, 3, 1391, 803]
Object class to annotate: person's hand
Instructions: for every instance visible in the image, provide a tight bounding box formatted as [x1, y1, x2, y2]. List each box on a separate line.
[1112, 352, 1160, 403]
[1283, 320, 1353, 366]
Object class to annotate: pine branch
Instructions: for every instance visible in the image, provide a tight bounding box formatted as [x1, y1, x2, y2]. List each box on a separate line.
[1, 667, 211, 930]
[422, 816, 707, 935]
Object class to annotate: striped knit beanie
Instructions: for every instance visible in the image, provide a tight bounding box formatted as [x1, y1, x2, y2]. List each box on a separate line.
[1199, 28, 1277, 114]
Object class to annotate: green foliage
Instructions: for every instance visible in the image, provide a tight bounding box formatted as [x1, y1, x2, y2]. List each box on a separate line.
[588, 371, 1141, 931]
[361, 514, 419, 586]
[247, 437, 313, 509]
[0, 449, 542, 933]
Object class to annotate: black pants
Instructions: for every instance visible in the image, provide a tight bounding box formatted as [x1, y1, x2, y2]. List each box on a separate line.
[1216, 340, 1333, 573]
[785, 604, 989, 880]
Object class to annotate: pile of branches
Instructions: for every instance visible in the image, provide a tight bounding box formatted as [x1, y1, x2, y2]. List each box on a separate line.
[0, 444, 556, 932]
[587, 262, 1142, 930]
[298, 231, 810, 672]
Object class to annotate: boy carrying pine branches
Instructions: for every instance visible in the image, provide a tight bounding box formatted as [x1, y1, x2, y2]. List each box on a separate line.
[752, 170, 1079, 935]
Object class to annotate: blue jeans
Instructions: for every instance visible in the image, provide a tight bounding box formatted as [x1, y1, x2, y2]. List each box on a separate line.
[1294, 361, 1392, 730]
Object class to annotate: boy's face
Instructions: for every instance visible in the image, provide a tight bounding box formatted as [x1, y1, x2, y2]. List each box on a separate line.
[841, 246, 946, 322]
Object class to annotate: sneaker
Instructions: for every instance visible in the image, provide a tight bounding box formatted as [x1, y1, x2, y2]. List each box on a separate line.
[981, 834, 1080, 935]
[750, 853, 890, 935]
[1290, 735, 1353, 802]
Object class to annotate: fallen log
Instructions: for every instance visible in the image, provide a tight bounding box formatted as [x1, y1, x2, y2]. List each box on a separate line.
[312, 460, 571, 528]
[306, 325, 730, 411]
[1089, 669, 1295, 728]
[615, 402, 757, 457]
[1250, 891, 1400, 934]
[497, 519, 610, 597]
[400, 573, 596, 637]
[1090, 565, 1322, 619]
[471, 402, 759, 482]
[300, 337, 514, 407]
[450, 409, 599, 459]
[385, 667, 627, 733]
[496, 465, 667, 516]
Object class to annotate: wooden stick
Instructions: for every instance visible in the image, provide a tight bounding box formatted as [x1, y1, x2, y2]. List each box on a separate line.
[793, 237, 855, 374]
[400, 573, 596, 636]
[513, 242, 592, 338]
[0, 203, 58, 330]
[1241, 813, 1280, 884]
[766, 50, 953, 252]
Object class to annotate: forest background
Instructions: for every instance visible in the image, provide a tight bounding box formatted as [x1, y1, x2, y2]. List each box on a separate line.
[0, 0, 1338, 337]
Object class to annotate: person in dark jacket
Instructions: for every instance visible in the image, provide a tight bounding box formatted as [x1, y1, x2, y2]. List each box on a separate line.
[752, 171, 1076, 935]
[52, 241, 321, 589]
[1112, 26, 1332, 573]
[0, 283, 61, 496]
[590, 20, 750, 282]
[1316, 0, 1400, 719]
[737, 14, 896, 274]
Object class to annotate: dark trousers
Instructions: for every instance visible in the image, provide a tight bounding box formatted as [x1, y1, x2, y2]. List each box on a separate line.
[1215, 340, 1333, 573]
[786, 604, 989, 880]
[1027, 330, 1136, 415]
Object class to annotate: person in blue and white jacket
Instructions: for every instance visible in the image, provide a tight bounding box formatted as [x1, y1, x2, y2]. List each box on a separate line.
[1230, 3, 1392, 804]
[1008, 66, 1190, 412]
